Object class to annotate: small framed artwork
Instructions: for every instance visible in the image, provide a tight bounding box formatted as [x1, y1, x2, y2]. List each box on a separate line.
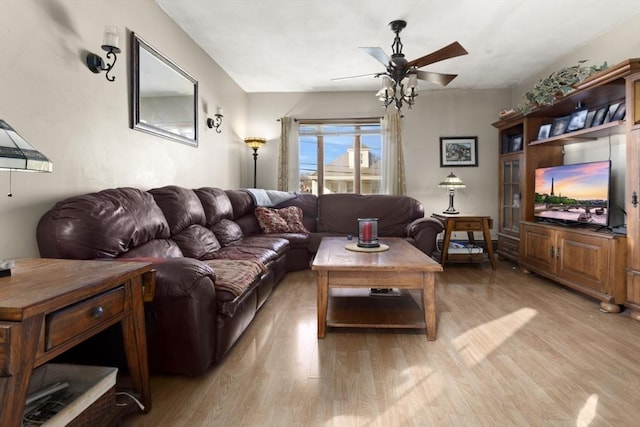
[611, 103, 626, 121]
[584, 110, 596, 128]
[440, 136, 478, 167]
[604, 102, 622, 123]
[550, 116, 571, 136]
[591, 106, 608, 127]
[567, 109, 588, 132]
[537, 124, 552, 140]
[510, 135, 523, 151]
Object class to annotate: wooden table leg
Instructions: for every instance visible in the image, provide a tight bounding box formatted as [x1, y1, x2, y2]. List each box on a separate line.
[440, 220, 455, 266]
[482, 218, 497, 270]
[120, 276, 151, 413]
[423, 272, 437, 340]
[0, 316, 43, 427]
[317, 271, 328, 338]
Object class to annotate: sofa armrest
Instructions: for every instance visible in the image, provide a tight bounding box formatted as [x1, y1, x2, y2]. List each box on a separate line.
[144, 257, 219, 376]
[406, 217, 445, 257]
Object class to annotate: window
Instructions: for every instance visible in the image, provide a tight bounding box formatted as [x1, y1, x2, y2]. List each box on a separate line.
[299, 120, 382, 195]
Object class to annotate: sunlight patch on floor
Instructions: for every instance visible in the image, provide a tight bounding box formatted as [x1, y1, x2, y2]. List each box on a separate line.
[452, 307, 538, 366]
[576, 394, 598, 427]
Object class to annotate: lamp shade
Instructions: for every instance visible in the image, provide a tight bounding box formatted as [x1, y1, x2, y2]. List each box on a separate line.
[244, 137, 267, 150]
[0, 119, 52, 172]
[438, 172, 465, 188]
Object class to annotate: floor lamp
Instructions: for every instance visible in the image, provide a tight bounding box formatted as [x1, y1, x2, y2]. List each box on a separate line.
[244, 137, 266, 188]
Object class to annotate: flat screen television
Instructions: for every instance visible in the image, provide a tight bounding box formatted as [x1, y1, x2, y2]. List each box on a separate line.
[534, 160, 611, 226]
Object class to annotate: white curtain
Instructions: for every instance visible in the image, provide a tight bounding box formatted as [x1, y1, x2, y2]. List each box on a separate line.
[277, 117, 299, 191]
[380, 111, 406, 195]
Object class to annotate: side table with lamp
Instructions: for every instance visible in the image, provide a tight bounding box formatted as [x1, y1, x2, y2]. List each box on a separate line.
[435, 172, 496, 269]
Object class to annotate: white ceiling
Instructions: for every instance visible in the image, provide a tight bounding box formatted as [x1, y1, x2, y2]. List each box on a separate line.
[155, 0, 640, 93]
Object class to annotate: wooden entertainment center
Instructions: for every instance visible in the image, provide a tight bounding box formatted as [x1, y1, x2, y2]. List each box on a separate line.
[493, 58, 640, 317]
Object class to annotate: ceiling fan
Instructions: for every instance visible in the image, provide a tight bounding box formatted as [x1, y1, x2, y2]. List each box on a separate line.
[333, 20, 468, 110]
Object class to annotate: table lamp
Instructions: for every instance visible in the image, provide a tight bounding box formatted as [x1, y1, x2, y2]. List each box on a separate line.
[438, 172, 465, 214]
[0, 119, 53, 276]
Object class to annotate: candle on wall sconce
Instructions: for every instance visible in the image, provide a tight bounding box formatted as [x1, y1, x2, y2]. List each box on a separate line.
[207, 107, 224, 133]
[86, 25, 122, 82]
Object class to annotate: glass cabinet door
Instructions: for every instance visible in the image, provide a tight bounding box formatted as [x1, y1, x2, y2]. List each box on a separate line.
[500, 155, 521, 234]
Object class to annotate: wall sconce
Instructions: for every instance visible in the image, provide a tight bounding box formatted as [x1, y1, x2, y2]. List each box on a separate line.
[206, 107, 224, 133]
[438, 172, 466, 214]
[86, 25, 121, 82]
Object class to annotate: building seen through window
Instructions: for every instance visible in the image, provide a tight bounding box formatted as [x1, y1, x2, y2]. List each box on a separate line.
[299, 121, 381, 195]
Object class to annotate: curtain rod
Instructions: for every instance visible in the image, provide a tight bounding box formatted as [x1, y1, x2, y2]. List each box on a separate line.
[277, 117, 382, 123]
[277, 115, 402, 123]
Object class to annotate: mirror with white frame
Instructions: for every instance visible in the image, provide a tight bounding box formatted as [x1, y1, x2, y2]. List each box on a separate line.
[131, 32, 198, 146]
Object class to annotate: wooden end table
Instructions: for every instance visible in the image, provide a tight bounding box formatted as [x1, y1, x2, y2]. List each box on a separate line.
[0, 258, 155, 427]
[311, 237, 443, 340]
[432, 213, 497, 269]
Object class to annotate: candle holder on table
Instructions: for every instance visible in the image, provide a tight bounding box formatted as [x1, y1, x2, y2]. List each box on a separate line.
[357, 218, 379, 248]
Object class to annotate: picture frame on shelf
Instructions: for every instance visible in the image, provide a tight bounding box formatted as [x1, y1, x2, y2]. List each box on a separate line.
[611, 103, 626, 121]
[550, 115, 571, 136]
[591, 106, 608, 127]
[567, 109, 589, 132]
[584, 110, 596, 128]
[604, 102, 622, 123]
[537, 124, 552, 140]
[510, 135, 523, 151]
[440, 136, 478, 167]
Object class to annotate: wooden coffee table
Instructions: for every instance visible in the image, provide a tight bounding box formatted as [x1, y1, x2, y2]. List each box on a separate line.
[312, 237, 443, 340]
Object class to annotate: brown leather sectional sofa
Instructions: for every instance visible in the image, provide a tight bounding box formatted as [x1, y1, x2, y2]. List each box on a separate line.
[37, 186, 444, 376]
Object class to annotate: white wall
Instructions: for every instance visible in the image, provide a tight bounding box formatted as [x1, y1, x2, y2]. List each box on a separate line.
[247, 89, 511, 240]
[0, 0, 248, 259]
[512, 13, 640, 106]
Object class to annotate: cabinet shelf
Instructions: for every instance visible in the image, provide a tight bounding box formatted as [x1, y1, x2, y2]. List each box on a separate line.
[529, 120, 625, 146]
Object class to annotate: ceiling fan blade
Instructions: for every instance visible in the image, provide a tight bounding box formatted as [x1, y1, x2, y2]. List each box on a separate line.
[415, 70, 459, 86]
[405, 41, 468, 69]
[360, 47, 390, 66]
[331, 72, 381, 82]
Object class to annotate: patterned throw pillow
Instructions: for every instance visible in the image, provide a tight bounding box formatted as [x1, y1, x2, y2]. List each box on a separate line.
[277, 206, 308, 233]
[254, 206, 309, 234]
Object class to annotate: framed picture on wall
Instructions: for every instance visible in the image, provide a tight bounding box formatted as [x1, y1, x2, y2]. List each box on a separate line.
[439, 136, 478, 167]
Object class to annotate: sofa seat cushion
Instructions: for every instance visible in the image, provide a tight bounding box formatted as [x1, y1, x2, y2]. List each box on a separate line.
[232, 236, 289, 256]
[255, 233, 309, 249]
[204, 259, 263, 316]
[211, 246, 278, 266]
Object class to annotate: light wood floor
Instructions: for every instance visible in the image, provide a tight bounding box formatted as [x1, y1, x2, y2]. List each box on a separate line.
[123, 260, 640, 427]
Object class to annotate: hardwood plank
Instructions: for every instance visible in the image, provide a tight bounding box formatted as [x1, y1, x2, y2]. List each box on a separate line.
[122, 261, 640, 426]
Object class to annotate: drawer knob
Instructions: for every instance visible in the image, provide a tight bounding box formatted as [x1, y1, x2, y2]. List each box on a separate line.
[92, 306, 105, 318]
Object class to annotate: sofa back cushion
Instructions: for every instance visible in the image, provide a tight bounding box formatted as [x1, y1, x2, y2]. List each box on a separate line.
[37, 187, 171, 259]
[194, 187, 234, 225]
[149, 185, 221, 259]
[226, 190, 263, 235]
[317, 193, 424, 236]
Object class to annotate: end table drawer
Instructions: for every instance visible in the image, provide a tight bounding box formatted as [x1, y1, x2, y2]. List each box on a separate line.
[453, 220, 482, 231]
[45, 286, 125, 350]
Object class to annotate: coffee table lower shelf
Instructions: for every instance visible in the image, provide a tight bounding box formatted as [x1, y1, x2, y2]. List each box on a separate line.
[326, 288, 426, 330]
